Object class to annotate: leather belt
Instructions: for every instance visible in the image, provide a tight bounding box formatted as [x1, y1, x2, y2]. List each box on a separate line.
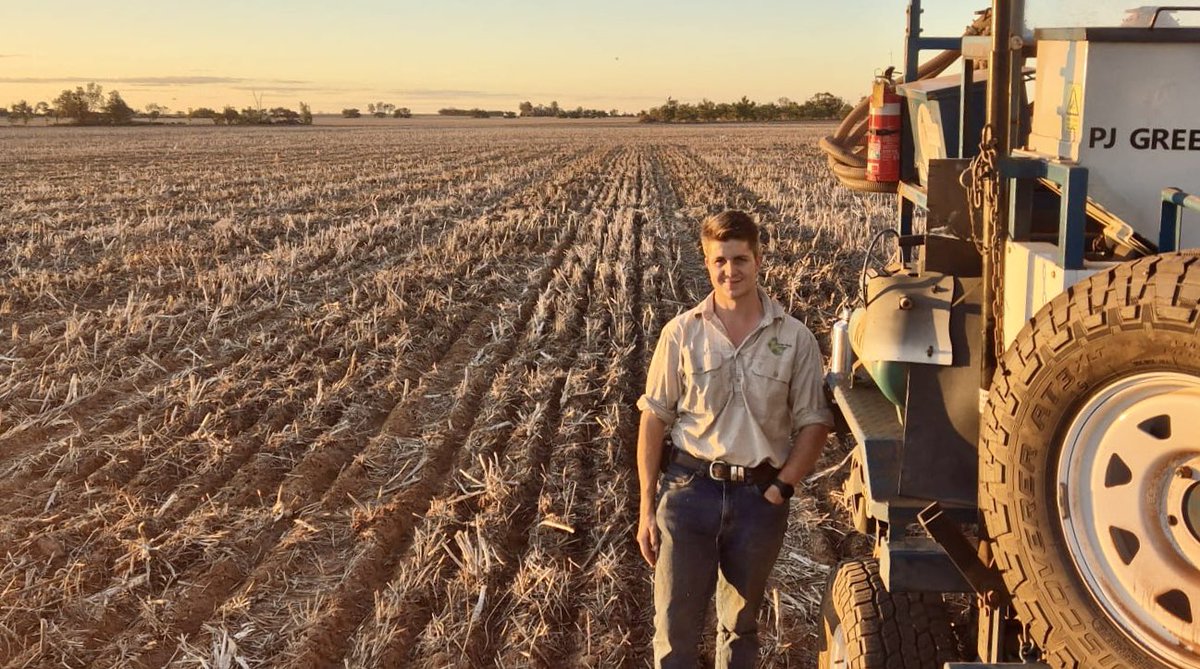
[670, 449, 778, 485]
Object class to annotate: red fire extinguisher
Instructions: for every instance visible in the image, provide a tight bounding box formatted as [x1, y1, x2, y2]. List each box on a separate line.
[867, 69, 901, 183]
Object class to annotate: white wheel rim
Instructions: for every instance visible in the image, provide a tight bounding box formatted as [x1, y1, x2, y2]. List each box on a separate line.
[1059, 371, 1200, 667]
[828, 621, 848, 668]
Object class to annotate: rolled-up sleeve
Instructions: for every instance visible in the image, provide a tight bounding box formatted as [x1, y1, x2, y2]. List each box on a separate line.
[790, 327, 834, 432]
[637, 317, 683, 428]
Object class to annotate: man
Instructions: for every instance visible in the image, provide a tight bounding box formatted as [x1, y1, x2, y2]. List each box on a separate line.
[636, 210, 833, 668]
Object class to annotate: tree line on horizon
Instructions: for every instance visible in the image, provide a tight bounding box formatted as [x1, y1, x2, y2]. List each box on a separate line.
[340, 102, 413, 119]
[637, 92, 853, 123]
[3, 82, 314, 126]
[4, 86, 855, 126]
[517, 101, 630, 118]
[4, 83, 139, 125]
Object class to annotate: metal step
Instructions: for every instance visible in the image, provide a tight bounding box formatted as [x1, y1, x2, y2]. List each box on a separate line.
[879, 536, 974, 593]
[869, 495, 979, 529]
[830, 375, 903, 501]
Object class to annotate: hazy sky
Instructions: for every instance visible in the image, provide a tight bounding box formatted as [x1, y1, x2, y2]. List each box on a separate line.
[0, 1, 1141, 114]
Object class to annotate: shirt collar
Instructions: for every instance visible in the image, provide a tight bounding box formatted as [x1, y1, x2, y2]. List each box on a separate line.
[692, 288, 785, 326]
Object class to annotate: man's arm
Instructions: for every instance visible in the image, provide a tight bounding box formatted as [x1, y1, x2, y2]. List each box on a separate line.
[635, 316, 683, 566]
[766, 325, 834, 504]
[636, 410, 667, 566]
[764, 422, 830, 505]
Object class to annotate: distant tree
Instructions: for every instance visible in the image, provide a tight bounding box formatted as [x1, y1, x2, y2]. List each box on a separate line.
[221, 105, 241, 125]
[8, 100, 32, 124]
[518, 101, 533, 116]
[341, 108, 361, 118]
[392, 107, 411, 118]
[732, 95, 756, 121]
[268, 106, 300, 124]
[299, 101, 313, 125]
[144, 103, 168, 121]
[370, 102, 394, 118]
[189, 107, 218, 122]
[53, 83, 104, 124]
[801, 91, 850, 119]
[104, 91, 136, 124]
[34, 101, 50, 118]
[240, 106, 267, 124]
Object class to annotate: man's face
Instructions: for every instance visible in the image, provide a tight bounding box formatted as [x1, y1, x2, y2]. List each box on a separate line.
[702, 238, 761, 303]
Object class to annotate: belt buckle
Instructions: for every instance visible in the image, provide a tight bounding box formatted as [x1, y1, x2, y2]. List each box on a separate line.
[708, 460, 745, 482]
[708, 460, 723, 480]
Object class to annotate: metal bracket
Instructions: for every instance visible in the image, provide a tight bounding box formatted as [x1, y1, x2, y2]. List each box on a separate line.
[1160, 186, 1200, 252]
[860, 274, 955, 365]
[917, 502, 1009, 604]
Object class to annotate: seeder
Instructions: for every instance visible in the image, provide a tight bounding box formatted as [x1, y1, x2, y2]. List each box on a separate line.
[817, 3, 1200, 667]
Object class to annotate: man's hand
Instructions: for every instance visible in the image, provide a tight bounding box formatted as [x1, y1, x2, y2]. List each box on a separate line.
[636, 411, 667, 568]
[637, 510, 659, 566]
[762, 483, 786, 506]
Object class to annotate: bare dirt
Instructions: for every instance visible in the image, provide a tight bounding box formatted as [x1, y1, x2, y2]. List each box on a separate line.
[0, 119, 892, 668]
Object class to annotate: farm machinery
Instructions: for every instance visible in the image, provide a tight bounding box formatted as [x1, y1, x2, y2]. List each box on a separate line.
[817, 2, 1200, 667]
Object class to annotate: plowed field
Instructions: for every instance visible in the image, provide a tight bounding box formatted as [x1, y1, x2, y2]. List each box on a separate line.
[0, 119, 891, 668]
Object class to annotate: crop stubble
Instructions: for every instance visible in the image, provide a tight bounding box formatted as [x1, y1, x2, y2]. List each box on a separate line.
[0, 119, 892, 668]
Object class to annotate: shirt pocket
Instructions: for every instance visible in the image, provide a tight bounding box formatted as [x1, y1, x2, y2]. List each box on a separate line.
[681, 347, 730, 416]
[747, 353, 791, 431]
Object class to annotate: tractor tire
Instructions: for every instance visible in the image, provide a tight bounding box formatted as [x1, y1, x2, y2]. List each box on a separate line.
[842, 454, 874, 536]
[981, 252, 1200, 668]
[817, 559, 960, 669]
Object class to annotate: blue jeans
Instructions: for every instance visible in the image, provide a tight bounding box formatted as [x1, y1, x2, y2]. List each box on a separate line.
[652, 462, 789, 668]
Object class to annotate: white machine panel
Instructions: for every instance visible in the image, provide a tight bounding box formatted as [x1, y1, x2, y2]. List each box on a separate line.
[1002, 240, 1112, 349]
[1027, 35, 1200, 249]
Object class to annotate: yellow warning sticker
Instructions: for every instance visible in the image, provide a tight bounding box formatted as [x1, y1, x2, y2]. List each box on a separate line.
[1065, 84, 1082, 136]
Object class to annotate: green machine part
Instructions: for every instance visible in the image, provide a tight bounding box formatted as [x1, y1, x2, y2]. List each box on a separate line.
[849, 307, 908, 408]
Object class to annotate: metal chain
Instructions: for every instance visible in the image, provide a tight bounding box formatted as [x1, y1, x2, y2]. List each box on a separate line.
[965, 124, 1005, 363]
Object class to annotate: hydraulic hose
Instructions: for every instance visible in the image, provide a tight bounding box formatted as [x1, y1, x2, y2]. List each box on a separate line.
[821, 8, 992, 194]
[820, 136, 867, 169]
[838, 176, 902, 194]
[827, 156, 867, 180]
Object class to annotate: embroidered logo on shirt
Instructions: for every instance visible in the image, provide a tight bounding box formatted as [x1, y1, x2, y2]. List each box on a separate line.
[767, 336, 791, 355]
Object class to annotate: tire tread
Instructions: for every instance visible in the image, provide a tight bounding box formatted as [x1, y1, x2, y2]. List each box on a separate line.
[981, 252, 1200, 668]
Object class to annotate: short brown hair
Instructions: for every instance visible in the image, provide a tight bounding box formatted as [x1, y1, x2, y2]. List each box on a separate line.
[701, 210, 761, 257]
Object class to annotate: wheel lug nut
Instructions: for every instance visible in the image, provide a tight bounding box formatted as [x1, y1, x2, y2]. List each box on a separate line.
[1168, 515, 1179, 526]
[1177, 466, 1195, 480]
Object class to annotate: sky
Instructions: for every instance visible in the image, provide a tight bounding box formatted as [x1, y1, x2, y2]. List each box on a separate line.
[0, 1, 1143, 115]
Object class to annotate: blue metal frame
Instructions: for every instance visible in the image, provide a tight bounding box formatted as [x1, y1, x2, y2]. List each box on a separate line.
[900, 0, 970, 250]
[1160, 187, 1200, 252]
[904, 1, 966, 85]
[1003, 158, 1090, 270]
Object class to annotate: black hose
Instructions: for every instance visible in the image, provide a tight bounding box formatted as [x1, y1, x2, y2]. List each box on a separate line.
[860, 228, 901, 305]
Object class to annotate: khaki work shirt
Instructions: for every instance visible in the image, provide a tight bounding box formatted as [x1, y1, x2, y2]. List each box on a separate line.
[637, 290, 834, 469]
